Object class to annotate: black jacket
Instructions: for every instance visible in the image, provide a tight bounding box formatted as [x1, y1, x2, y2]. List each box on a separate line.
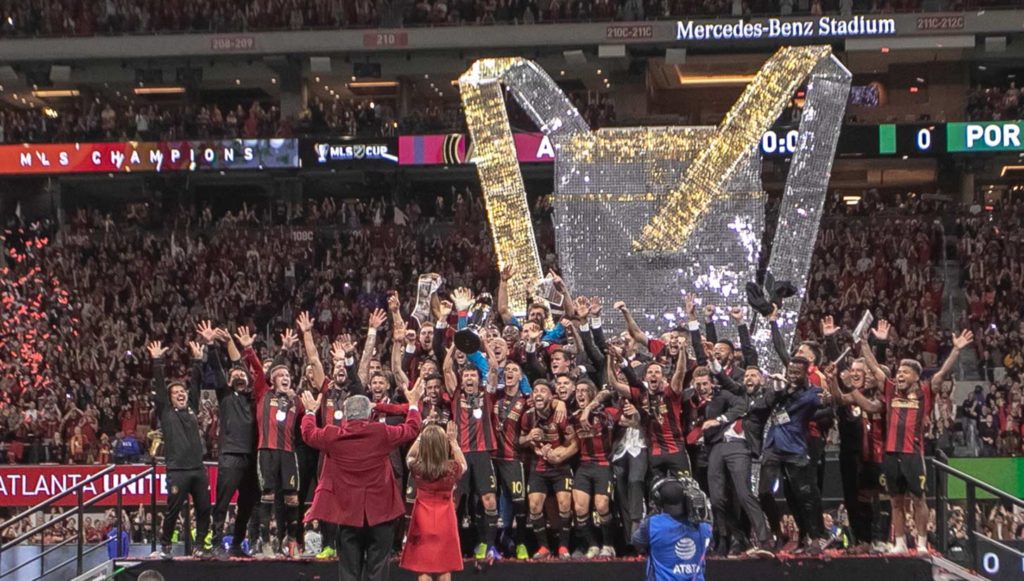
[153, 359, 205, 471]
[209, 346, 257, 457]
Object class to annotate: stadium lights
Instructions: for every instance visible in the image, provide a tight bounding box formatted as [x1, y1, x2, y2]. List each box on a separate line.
[32, 89, 79, 98]
[348, 81, 398, 88]
[842, 195, 861, 206]
[676, 73, 756, 86]
[134, 87, 186, 95]
[1000, 165, 1024, 177]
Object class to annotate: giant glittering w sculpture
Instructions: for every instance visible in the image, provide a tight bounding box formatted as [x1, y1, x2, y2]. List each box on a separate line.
[459, 47, 851, 371]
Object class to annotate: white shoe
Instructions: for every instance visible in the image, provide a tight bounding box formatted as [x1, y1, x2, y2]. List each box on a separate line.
[598, 545, 616, 558]
[584, 547, 601, 559]
[915, 536, 928, 553]
[891, 537, 908, 554]
[870, 541, 890, 554]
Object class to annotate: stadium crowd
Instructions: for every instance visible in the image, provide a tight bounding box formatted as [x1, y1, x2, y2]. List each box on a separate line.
[0, 93, 616, 143]
[0, 0, 962, 38]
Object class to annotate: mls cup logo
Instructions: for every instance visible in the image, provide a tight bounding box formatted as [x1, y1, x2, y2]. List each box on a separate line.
[460, 47, 851, 369]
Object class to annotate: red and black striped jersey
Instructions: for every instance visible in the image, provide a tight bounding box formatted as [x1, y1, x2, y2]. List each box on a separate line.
[421, 396, 453, 429]
[631, 386, 685, 457]
[519, 406, 576, 472]
[573, 406, 620, 466]
[257, 392, 300, 452]
[860, 401, 885, 465]
[451, 389, 497, 453]
[882, 378, 933, 455]
[492, 392, 526, 461]
[320, 378, 347, 428]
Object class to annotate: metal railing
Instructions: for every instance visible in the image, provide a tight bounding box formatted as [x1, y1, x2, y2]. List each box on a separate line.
[0, 462, 159, 581]
[932, 456, 1024, 572]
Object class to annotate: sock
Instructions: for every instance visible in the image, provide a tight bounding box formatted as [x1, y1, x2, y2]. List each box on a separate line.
[484, 508, 499, 547]
[530, 514, 547, 550]
[289, 505, 302, 545]
[558, 511, 572, 550]
[258, 501, 273, 543]
[274, 500, 287, 544]
[513, 502, 528, 545]
[575, 513, 596, 550]
[597, 512, 614, 548]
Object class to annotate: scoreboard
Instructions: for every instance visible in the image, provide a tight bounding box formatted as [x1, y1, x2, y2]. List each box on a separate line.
[759, 121, 1024, 158]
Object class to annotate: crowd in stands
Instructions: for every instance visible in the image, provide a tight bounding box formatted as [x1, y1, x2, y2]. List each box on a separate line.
[965, 82, 1022, 122]
[0, 92, 617, 143]
[0, 0, 977, 38]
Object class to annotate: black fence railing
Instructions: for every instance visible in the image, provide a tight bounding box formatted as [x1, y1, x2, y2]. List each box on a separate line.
[0, 462, 159, 581]
[932, 456, 1024, 579]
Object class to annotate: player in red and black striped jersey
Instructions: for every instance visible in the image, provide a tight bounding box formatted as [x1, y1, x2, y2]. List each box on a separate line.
[520, 379, 578, 559]
[570, 379, 620, 558]
[443, 344, 501, 562]
[862, 329, 971, 553]
[607, 354, 691, 480]
[491, 361, 530, 559]
[239, 326, 305, 558]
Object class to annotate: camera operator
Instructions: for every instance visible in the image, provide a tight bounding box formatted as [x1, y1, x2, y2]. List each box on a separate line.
[632, 477, 712, 581]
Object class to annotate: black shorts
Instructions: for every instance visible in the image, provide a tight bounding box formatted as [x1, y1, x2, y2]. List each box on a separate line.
[881, 452, 926, 497]
[573, 462, 613, 497]
[494, 458, 526, 502]
[650, 450, 691, 481]
[457, 451, 497, 497]
[859, 462, 883, 492]
[528, 467, 573, 496]
[258, 449, 299, 493]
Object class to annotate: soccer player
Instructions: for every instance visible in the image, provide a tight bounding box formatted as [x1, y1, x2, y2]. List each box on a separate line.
[571, 380, 620, 558]
[239, 327, 304, 557]
[860, 329, 972, 553]
[520, 379, 578, 559]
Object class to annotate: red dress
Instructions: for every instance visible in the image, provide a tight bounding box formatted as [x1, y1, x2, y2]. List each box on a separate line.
[400, 460, 464, 574]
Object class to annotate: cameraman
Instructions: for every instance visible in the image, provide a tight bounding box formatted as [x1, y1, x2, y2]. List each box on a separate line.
[632, 478, 713, 581]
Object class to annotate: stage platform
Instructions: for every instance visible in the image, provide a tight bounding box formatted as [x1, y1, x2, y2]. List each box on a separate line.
[114, 552, 937, 581]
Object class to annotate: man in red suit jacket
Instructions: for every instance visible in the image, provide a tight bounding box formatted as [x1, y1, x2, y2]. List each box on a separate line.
[300, 384, 422, 581]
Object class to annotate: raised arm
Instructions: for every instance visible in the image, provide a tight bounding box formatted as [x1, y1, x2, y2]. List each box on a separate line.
[729, 307, 759, 368]
[613, 301, 648, 346]
[235, 326, 269, 403]
[442, 343, 458, 396]
[768, 306, 791, 366]
[605, 350, 632, 399]
[147, 341, 170, 416]
[359, 308, 387, 385]
[859, 333, 888, 387]
[392, 322, 411, 391]
[932, 330, 973, 387]
[496, 265, 516, 325]
[187, 340, 204, 413]
[297, 311, 326, 389]
[670, 339, 690, 395]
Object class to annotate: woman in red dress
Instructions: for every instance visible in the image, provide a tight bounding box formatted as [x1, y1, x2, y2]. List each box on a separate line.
[400, 423, 467, 581]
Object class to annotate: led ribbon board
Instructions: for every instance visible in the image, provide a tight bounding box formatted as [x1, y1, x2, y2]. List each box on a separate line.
[460, 48, 850, 369]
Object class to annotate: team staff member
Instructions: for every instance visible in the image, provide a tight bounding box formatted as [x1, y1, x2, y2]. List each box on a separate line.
[147, 339, 212, 559]
[860, 329, 971, 553]
[195, 322, 260, 559]
[520, 379, 578, 560]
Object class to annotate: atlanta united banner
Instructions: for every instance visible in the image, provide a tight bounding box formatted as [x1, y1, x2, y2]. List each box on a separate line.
[0, 464, 219, 507]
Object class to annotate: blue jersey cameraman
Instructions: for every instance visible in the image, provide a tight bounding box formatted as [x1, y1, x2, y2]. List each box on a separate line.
[632, 477, 713, 581]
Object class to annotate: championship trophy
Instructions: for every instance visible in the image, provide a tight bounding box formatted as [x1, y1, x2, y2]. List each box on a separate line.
[454, 293, 494, 353]
[459, 47, 851, 371]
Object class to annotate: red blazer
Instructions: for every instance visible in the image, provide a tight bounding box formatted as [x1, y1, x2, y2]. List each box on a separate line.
[301, 408, 421, 527]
